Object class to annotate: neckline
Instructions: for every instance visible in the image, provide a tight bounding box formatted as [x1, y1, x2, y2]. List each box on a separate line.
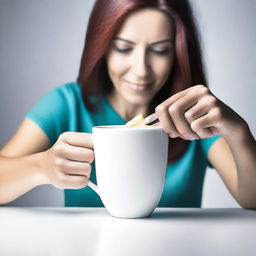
[102, 97, 127, 123]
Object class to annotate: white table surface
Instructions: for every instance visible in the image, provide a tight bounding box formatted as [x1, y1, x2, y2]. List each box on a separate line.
[0, 207, 255, 256]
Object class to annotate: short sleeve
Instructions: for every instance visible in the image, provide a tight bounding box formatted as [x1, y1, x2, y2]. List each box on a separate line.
[25, 86, 70, 145]
[199, 135, 221, 168]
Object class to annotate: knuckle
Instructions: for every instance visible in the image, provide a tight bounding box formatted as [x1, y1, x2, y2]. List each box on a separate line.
[87, 150, 95, 163]
[207, 95, 217, 106]
[213, 107, 222, 119]
[194, 84, 204, 91]
[191, 120, 200, 132]
[185, 110, 193, 119]
[54, 157, 64, 168]
[53, 143, 65, 156]
[85, 134, 93, 148]
[155, 104, 166, 114]
[59, 132, 69, 141]
[198, 85, 208, 95]
[168, 104, 177, 114]
[196, 84, 204, 88]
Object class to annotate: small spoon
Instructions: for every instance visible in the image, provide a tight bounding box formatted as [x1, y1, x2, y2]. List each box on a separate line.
[144, 113, 159, 126]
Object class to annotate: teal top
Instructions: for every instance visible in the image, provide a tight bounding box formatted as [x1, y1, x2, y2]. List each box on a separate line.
[26, 82, 220, 207]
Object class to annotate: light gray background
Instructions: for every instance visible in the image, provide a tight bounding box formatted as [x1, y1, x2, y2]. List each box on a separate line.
[0, 0, 255, 207]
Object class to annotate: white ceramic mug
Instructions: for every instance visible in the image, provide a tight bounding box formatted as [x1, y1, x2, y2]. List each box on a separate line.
[88, 125, 169, 218]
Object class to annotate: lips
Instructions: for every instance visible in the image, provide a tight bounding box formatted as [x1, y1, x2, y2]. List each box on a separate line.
[125, 80, 153, 92]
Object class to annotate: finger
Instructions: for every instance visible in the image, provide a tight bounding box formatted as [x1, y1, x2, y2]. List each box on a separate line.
[62, 174, 89, 189]
[167, 94, 200, 139]
[184, 103, 208, 124]
[160, 84, 207, 108]
[155, 105, 180, 138]
[160, 88, 188, 108]
[191, 112, 216, 138]
[58, 159, 92, 177]
[55, 144, 94, 163]
[150, 122, 188, 140]
[157, 85, 209, 139]
[59, 132, 93, 149]
[185, 95, 218, 124]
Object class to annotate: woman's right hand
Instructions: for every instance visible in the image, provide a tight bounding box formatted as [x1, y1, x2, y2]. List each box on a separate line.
[40, 131, 94, 189]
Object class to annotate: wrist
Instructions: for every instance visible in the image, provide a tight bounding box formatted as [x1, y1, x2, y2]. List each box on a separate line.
[35, 151, 50, 185]
[224, 119, 252, 145]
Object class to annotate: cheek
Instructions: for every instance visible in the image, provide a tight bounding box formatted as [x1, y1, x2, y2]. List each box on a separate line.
[153, 58, 173, 82]
[107, 53, 127, 80]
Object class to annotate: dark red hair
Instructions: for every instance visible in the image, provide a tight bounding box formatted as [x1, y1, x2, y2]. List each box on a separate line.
[77, 0, 207, 163]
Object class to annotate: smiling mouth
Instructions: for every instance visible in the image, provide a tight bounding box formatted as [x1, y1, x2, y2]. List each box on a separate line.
[125, 80, 153, 92]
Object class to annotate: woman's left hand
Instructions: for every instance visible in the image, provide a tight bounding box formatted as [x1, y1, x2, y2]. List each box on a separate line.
[155, 84, 247, 140]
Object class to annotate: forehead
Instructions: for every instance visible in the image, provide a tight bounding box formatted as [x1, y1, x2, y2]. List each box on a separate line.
[115, 8, 174, 42]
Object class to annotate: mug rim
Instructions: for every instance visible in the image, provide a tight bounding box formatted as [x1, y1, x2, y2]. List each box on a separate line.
[93, 125, 163, 131]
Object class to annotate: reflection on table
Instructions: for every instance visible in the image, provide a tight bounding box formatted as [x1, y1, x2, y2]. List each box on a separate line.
[0, 207, 255, 256]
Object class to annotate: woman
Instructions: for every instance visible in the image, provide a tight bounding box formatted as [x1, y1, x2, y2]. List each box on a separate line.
[0, 0, 255, 208]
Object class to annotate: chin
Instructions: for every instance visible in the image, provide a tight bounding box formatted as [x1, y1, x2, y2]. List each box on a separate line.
[124, 94, 152, 106]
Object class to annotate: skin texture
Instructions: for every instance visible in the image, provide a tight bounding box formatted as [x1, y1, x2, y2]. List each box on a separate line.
[106, 8, 174, 121]
[0, 8, 256, 208]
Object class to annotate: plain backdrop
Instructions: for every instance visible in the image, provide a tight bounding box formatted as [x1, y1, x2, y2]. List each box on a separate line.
[0, 0, 255, 207]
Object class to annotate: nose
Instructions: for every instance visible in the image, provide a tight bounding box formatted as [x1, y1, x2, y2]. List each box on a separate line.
[131, 48, 150, 79]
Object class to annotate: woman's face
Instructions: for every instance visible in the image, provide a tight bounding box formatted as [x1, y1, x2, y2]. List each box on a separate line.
[106, 8, 175, 106]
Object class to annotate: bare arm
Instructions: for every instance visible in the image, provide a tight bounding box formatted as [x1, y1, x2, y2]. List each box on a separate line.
[0, 119, 50, 204]
[0, 118, 94, 205]
[208, 124, 256, 209]
[155, 85, 256, 209]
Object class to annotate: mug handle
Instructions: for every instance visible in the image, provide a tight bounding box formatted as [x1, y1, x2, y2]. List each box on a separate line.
[88, 180, 100, 196]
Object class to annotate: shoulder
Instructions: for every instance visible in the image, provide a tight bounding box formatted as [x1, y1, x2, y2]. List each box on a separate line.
[34, 82, 82, 109]
[59, 81, 81, 93]
[25, 82, 84, 144]
[53, 82, 81, 100]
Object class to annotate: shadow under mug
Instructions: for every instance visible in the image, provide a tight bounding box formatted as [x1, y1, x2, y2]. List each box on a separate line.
[88, 125, 169, 218]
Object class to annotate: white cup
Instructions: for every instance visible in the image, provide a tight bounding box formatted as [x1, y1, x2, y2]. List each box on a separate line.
[88, 125, 169, 218]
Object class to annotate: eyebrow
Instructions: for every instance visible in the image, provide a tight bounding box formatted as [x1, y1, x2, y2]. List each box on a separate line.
[113, 37, 173, 46]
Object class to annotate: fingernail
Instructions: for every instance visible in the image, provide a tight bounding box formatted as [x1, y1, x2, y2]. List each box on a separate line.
[187, 136, 196, 140]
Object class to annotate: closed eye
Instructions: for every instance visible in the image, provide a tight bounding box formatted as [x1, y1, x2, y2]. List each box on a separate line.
[113, 46, 171, 55]
[150, 48, 170, 55]
[114, 46, 132, 54]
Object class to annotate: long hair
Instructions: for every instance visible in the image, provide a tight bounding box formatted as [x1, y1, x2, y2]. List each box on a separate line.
[77, 0, 207, 163]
